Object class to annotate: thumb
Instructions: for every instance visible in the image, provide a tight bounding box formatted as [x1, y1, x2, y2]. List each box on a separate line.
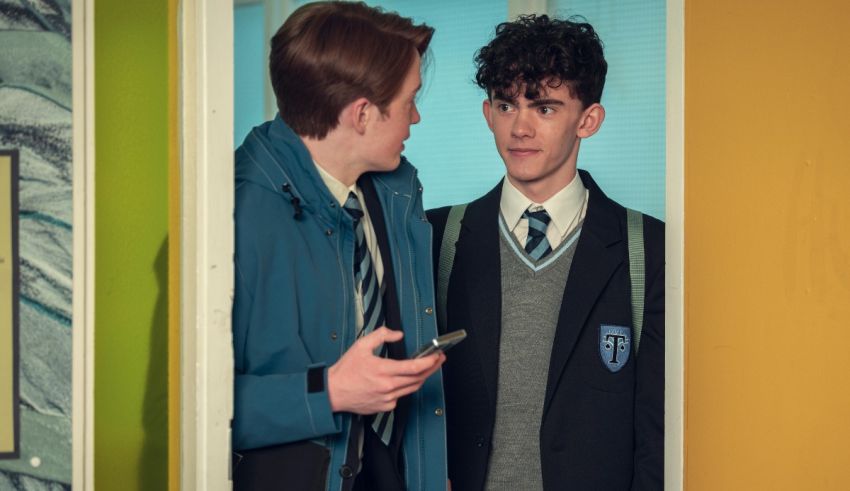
[360, 326, 403, 350]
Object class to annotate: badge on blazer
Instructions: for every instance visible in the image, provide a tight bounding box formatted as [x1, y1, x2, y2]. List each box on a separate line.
[599, 324, 631, 372]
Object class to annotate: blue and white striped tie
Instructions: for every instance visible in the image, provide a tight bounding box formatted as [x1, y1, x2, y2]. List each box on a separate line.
[523, 208, 553, 260]
[343, 192, 394, 446]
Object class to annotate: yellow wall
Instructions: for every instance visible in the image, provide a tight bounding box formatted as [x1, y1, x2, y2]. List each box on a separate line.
[685, 1, 850, 488]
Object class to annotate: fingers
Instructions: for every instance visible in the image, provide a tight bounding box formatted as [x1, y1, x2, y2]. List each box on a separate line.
[359, 326, 403, 351]
[381, 352, 443, 376]
[386, 358, 445, 401]
[370, 370, 437, 413]
[422, 352, 446, 377]
[386, 381, 422, 402]
[385, 353, 446, 390]
[362, 353, 446, 413]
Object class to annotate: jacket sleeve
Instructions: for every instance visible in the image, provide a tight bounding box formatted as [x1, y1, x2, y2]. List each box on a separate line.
[632, 216, 665, 490]
[232, 182, 342, 451]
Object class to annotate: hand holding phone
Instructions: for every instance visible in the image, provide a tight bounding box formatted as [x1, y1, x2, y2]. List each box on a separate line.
[411, 329, 467, 358]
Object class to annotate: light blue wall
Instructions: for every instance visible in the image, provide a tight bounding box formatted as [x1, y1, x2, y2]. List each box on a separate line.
[233, 1, 665, 218]
[550, 0, 666, 219]
[234, 3, 266, 146]
[372, 0, 508, 209]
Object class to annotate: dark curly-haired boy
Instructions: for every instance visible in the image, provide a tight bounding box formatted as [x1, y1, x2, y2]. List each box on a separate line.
[428, 14, 664, 490]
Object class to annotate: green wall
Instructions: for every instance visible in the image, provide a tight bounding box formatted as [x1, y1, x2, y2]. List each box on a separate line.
[95, 0, 170, 488]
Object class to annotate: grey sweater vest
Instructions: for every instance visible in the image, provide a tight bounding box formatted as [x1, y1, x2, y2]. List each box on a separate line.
[484, 223, 581, 490]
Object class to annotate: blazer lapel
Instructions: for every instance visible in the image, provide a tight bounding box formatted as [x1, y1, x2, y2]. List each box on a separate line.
[452, 182, 503, 408]
[543, 171, 625, 415]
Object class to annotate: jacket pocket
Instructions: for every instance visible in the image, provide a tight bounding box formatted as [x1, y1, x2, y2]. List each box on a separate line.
[578, 322, 635, 394]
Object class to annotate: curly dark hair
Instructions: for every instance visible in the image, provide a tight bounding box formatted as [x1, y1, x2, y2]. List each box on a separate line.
[474, 14, 607, 108]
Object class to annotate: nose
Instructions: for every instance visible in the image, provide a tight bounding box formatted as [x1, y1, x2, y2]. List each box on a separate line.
[410, 103, 421, 125]
[510, 109, 533, 138]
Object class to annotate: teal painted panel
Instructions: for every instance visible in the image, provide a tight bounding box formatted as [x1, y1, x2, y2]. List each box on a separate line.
[0, 0, 74, 489]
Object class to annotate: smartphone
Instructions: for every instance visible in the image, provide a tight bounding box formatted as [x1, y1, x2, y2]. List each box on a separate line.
[411, 329, 467, 358]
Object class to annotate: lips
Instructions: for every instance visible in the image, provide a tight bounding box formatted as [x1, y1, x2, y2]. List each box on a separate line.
[508, 148, 540, 157]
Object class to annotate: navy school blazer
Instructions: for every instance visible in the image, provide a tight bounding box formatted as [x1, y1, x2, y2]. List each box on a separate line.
[427, 170, 664, 490]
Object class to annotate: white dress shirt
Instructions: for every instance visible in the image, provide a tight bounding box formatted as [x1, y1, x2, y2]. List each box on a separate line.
[499, 173, 589, 249]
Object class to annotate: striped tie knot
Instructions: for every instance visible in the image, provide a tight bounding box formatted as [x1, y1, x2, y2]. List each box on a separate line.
[523, 208, 553, 260]
[344, 193, 369, 280]
[343, 192, 364, 220]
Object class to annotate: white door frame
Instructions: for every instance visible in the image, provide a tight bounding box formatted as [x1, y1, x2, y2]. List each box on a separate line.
[179, 0, 235, 489]
[665, 0, 685, 488]
[179, 1, 684, 488]
[71, 0, 95, 488]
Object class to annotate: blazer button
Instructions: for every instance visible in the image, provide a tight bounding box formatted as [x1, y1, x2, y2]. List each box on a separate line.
[434, 407, 444, 416]
[475, 436, 486, 448]
[330, 331, 338, 341]
[424, 306, 433, 315]
[339, 465, 354, 479]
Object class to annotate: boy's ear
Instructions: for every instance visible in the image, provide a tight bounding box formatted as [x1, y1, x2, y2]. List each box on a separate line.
[344, 97, 372, 135]
[577, 103, 605, 138]
[482, 99, 495, 131]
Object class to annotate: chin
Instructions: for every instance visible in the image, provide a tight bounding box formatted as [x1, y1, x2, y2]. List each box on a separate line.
[378, 158, 402, 173]
[505, 163, 538, 181]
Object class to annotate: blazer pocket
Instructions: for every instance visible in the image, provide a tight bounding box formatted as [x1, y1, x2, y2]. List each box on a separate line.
[578, 323, 635, 394]
[233, 440, 331, 491]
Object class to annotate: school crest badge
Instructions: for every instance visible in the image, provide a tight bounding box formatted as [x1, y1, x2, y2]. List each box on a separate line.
[599, 324, 631, 373]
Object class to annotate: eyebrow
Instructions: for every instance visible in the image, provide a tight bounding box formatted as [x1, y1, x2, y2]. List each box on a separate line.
[492, 96, 565, 107]
[527, 99, 565, 108]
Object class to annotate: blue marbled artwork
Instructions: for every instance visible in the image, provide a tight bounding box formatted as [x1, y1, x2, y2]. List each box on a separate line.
[0, 0, 72, 489]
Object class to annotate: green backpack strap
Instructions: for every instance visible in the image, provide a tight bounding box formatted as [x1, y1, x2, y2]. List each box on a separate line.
[626, 208, 646, 355]
[437, 204, 468, 331]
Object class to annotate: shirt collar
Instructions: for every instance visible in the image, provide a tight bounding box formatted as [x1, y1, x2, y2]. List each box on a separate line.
[314, 159, 358, 205]
[499, 173, 587, 234]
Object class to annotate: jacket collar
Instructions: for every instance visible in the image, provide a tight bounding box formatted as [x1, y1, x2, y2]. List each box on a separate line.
[574, 169, 622, 247]
[235, 115, 419, 224]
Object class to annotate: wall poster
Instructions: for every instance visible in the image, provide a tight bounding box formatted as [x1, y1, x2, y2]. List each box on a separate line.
[0, 149, 19, 459]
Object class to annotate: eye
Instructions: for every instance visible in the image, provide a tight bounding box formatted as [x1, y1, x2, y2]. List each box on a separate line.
[538, 106, 554, 115]
[497, 103, 513, 112]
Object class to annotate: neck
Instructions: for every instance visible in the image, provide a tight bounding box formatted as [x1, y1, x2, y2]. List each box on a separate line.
[510, 167, 578, 203]
[301, 133, 364, 187]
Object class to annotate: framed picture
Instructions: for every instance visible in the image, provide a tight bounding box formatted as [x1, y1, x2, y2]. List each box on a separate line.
[0, 149, 20, 459]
